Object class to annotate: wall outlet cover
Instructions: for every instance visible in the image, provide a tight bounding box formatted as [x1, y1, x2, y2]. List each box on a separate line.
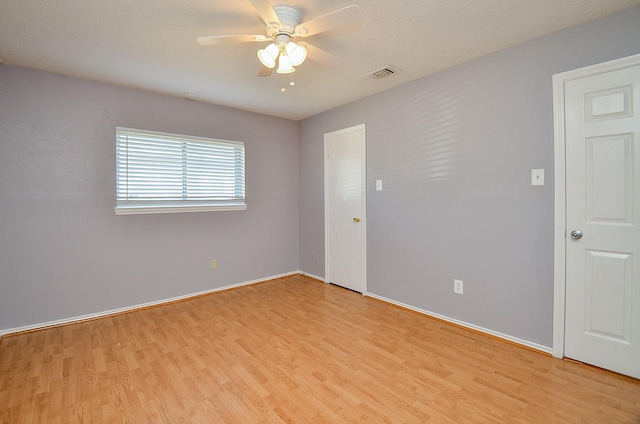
[454, 279, 463, 294]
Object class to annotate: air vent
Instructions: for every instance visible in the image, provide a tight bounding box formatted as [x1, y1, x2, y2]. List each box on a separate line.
[364, 66, 400, 80]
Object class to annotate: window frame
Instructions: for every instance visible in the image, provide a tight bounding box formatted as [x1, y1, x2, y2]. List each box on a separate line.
[115, 127, 246, 215]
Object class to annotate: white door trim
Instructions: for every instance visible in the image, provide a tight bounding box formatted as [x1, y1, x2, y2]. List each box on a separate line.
[552, 53, 640, 358]
[324, 124, 367, 294]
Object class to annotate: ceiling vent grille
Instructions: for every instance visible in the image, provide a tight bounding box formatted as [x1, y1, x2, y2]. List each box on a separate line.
[364, 66, 400, 80]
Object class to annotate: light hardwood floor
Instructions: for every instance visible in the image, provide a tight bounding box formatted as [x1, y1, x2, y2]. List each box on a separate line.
[1, 274, 639, 423]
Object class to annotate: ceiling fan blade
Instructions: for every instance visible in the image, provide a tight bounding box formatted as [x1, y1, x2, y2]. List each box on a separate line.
[257, 65, 273, 77]
[197, 34, 269, 46]
[294, 5, 362, 38]
[248, 0, 282, 30]
[301, 43, 343, 69]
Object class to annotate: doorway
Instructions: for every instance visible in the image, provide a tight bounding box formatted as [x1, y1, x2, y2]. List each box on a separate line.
[324, 124, 366, 293]
[553, 54, 640, 378]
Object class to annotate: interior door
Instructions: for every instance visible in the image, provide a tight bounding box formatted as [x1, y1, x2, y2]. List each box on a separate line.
[324, 124, 366, 293]
[564, 61, 640, 378]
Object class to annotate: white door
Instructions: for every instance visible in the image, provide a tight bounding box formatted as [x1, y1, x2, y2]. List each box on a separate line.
[324, 124, 366, 293]
[563, 59, 640, 378]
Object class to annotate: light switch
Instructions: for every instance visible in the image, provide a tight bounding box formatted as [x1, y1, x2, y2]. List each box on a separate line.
[376, 180, 383, 191]
[531, 169, 544, 186]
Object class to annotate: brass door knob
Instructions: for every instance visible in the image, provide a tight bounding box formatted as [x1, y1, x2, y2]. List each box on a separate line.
[353, 217, 361, 223]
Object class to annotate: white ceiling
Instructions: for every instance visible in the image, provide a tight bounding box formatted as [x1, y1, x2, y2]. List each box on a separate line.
[1, 0, 639, 120]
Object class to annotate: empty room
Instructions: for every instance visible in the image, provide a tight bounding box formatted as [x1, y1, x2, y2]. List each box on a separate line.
[1, 0, 639, 422]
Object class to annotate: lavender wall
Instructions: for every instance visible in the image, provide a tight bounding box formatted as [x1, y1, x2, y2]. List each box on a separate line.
[0, 66, 299, 331]
[298, 8, 640, 348]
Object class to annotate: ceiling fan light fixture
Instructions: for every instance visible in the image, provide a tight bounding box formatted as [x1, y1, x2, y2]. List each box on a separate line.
[285, 42, 307, 67]
[276, 54, 295, 74]
[257, 43, 279, 68]
[198, 3, 364, 80]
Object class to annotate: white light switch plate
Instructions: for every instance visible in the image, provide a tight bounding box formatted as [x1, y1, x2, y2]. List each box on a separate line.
[376, 180, 383, 191]
[531, 169, 544, 186]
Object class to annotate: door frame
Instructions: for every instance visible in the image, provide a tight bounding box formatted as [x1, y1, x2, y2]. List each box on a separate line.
[552, 53, 640, 359]
[324, 123, 367, 294]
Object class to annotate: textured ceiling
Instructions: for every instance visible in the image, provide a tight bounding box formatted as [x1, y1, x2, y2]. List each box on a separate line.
[1, 0, 639, 120]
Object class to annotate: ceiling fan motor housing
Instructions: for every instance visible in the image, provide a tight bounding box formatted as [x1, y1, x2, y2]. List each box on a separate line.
[267, 5, 302, 38]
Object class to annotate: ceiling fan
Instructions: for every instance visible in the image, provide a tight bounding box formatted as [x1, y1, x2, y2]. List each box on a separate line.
[197, 0, 363, 77]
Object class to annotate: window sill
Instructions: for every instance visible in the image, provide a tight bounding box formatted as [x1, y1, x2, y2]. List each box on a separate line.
[114, 204, 247, 215]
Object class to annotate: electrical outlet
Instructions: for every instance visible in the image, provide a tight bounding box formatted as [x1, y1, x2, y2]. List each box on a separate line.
[210, 260, 217, 270]
[454, 279, 463, 295]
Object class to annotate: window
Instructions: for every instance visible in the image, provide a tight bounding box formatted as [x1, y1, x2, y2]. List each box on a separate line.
[115, 127, 245, 215]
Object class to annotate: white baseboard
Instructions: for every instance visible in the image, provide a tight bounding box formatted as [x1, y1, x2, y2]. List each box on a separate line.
[0, 271, 301, 336]
[365, 292, 553, 355]
[300, 272, 325, 282]
[2, 272, 554, 356]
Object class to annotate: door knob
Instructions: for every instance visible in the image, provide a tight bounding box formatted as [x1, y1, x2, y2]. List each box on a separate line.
[353, 217, 361, 223]
[570, 229, 582, 240]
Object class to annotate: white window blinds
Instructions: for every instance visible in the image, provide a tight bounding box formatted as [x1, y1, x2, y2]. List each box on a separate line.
[115, 127, 245, 214]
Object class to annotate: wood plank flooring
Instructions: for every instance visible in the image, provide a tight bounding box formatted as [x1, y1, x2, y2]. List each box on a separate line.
[1, 274, 639, 423]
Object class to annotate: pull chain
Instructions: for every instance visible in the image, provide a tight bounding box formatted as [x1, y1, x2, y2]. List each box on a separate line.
[281, 72, 296, 93]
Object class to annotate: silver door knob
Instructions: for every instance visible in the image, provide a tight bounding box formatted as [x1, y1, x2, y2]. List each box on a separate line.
[570, 229, 582, 240]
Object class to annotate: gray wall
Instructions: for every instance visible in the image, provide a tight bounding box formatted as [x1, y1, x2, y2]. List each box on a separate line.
[0, 66, 300, 331]
[298, 8, 640, 348]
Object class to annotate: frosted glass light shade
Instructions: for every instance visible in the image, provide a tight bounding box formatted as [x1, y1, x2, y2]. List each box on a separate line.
[276, 54, 295, 74]
[285, 42, 307, 67]
[257, 43, 279, 69]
